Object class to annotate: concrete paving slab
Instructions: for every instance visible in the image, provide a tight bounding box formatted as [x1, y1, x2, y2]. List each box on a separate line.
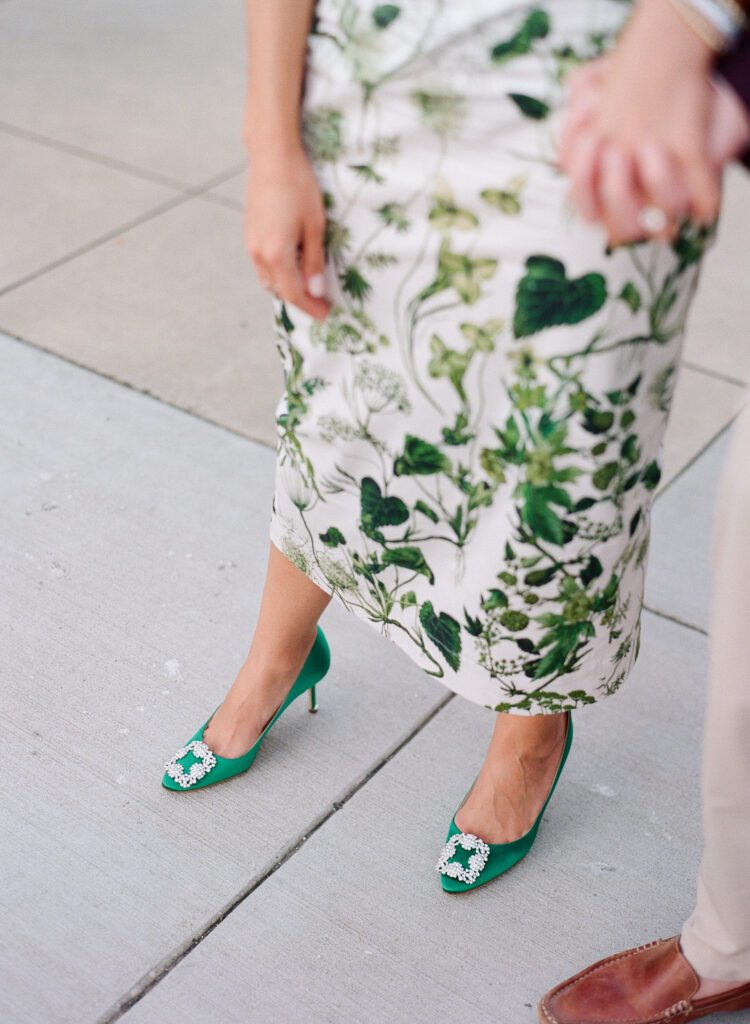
[123, 609, 750, 1024]
[0, 0, 246, 187]
[0, 197, 281, 446]
[0, 332, 447, 1024]
[2, 173, 740, 469]
[646, 425, 734, 632]
[207, 170, 244, 210]
[684, 166, 750, 386]
[659, 364, 745, 493]
[0, 130, 176, 291]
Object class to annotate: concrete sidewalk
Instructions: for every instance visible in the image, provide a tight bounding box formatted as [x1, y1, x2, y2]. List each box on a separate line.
[2, 2, 749, 1022]
[3, 332, 747, 1024]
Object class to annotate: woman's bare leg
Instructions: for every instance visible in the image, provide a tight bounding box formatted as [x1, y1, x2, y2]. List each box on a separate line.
[209, 539, 567, 841]
[455, 711, 569, 844]
[203, 539, 331, 758]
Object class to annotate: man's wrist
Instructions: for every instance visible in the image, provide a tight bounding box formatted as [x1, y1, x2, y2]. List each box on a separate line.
[629, 0, 717, 68]
[716, 36, 750, 108]
[676, 0, 748, 52]
[714, 43, 750, 166]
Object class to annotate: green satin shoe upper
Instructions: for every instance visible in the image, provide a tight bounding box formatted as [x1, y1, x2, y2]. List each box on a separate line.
[161, 625, 331, 792]
[436, 710, 573, 892]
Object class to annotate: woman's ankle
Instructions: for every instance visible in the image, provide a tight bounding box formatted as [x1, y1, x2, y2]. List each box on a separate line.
[225, 634, 315, 709]
[492, 711, 567, 759]
[245, 626, 318, 679]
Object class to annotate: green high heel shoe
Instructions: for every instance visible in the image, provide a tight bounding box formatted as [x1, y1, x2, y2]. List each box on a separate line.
[436, 710, 573, 892]
[161, 625, 331, 792]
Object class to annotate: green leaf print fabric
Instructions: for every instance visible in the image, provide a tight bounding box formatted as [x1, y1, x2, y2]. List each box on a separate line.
[267, 0, 715, 714]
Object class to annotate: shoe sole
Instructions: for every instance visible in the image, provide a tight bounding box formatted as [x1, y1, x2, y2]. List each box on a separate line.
[537, 982, 750, 1023]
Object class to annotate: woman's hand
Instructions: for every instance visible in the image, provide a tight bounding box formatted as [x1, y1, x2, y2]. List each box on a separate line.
[245, 143, 331, 321]
[558, 0, 721, 246]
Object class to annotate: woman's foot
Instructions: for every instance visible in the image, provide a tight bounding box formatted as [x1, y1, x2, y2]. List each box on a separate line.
[454, 711, 569, 844]
[203, 626, 318, 758]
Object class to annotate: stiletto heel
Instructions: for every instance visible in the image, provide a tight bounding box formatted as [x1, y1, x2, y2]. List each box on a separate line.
[161, 624, 331, 791]
[436, 710, 573, 892]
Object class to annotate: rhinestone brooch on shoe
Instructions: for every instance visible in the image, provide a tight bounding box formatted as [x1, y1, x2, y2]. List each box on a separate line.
[436, 832, 490, 884]
[163, 740, 217, 788]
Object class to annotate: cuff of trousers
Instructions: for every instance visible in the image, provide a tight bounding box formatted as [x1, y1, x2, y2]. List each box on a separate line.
[680, 919, 750, 984]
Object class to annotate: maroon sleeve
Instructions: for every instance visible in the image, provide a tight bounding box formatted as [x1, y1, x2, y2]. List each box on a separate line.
[716, 36, 750, 167]
[717, 38, 750, 112]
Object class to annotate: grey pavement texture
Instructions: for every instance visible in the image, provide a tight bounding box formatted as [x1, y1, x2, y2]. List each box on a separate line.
[0, 0, 246, 187]
[1, 334, 446, 1022]
[3, 330, 749, 1024]
[645, 428, 732, 633]
[3, 0, 750, 1021]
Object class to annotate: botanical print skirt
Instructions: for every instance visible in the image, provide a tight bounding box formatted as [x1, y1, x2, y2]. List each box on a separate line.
[267, 0, 714, 714]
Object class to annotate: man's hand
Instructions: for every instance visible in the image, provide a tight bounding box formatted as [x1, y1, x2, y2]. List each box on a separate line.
[708, 75, 750, 166]
[557, 0, 736, 246]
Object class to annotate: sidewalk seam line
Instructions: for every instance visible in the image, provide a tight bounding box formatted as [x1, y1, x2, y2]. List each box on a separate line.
[0, 330, 733, 474]
[680, 358, 748, 390]
[0, 118, 243, 194]
[200, 192, 244, 213]
[0, 161, 246, 300]
[643, 604, 707, 637]
[98, 691, 454, 1023]
[0, 327, 277, 451]
[652, 416, 738, 503]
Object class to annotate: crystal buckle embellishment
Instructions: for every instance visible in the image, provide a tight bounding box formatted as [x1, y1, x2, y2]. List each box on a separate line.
[164, 740, 217, 788]
[435, 832, 490, 884]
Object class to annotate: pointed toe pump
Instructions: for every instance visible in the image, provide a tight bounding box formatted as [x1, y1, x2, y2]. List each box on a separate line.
[161, 625, 331, 792]
[436, 710, 573, 893]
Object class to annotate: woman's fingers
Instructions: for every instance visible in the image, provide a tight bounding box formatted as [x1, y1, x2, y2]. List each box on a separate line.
[300, 209, 331, 317]
[269, 245, 329, 321]
[599, 143, 645, 245]
[268, 247, 309, 313]
[247, 219, 329, 320]
[635, 140, 690, 239]
[558, 91, 598, 171]
[558, 61, 607, 171]
[566, 129, 604, 223]
[567, 134, 704, 246]
[566, 55, 608, 101]
[679, 145, 721, 226]
[566, 133, 691, 244]
[244, 157, 332, 321]
[246, 236, 273, 291]
[245, 207, 278, 292]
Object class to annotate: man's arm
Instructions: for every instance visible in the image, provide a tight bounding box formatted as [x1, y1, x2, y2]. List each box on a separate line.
[716, 37, 750, 165]
[717, 46, 750, 111]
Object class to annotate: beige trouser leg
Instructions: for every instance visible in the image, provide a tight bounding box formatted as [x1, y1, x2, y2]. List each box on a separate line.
[680, 401, 750, 982]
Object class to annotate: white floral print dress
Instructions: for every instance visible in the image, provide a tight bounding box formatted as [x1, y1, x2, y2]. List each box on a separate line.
[267, 0, 715, 714]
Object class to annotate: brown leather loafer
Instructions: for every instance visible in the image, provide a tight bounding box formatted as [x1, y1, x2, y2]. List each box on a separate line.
[538, 935, 750, 1024]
